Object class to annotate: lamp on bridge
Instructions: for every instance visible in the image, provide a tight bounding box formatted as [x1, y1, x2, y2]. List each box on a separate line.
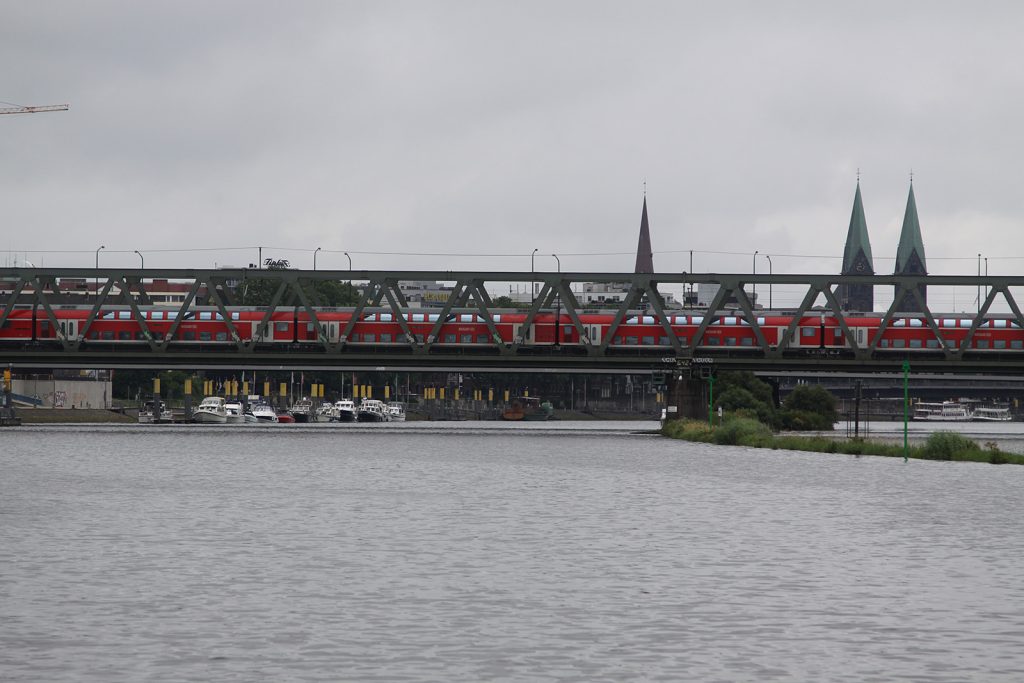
[134, 250, 144, 269]
[765, 253, 772, 310]
[552, 254, 561, 346]
[313, 246, 322, 271]
[531, 248, 538, 303]
[95, 245, 105, 294]
[752, 250, 759, 305]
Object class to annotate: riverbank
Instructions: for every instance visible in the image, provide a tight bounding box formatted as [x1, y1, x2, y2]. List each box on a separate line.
[662, 417, 1024, 465]
[13, 408, 136, 424]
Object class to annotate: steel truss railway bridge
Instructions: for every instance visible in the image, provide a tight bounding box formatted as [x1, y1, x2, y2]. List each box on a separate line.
[2, 267, 1024, 377]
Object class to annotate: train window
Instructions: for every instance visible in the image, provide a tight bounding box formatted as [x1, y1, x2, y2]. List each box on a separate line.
[461, 334, 473, 343]
[909, 339, 922, 348]
[199, 312, 212, 320]
[444, 334, 456, 343]
[725, 337, 736, 346]
[941, 319, 955, 327]
[677, 336, 688, 346]
[89, 331, 99, 339]
[564, 325, 573, 335]
[117, 311, 130, 320]
[380, 313, 393, 322]
[993, 320, 1007, 328]
[995, 339, 1007, 349]
[625, 336, 638, 345]
[183, 331, 195, 341]
[835, 329, 844, 337]
[756, 317, 765, 326]
[625, 316, 638, 325]
[459, 314, 474, 323]
[723, 317, 737, 325]
[306, 323, 316, 333]
[977, 340, 989, 349]
[167, 312, 177, 320]
[893, 319, 905, 327]
[102, 312, 115, 320]
[879, 339, 889, 348]
[135, 331, 146, 340]
[642, 316, 655, 325]
[642, 336, 655, 345]
[741, 337, 754, 346]
[802, 328, 815, 337]
[275, 322, 289, 332]
[102, 331, 115, 340]
[415, 334, 425, 343]
[1013, 340, 1023, 350]
[691, 316, 703, 325]
[151, 311, 163, 321]
[198, 332, 211, 341]
[216, 332, 227, 341]
[659, 336, 670, 345]
[365, 334, 376, 342]
[707, 337, 720, 346]
[893, 339, 906, 348]
[380, 333, 392, 343]
[492, 314, 502, 323]
[909, 319, 923, 327]
[959, 319, 973, 328]
[350, 333, 360, 342]
[118, 331, 132, 340]
[411, 313, 425, 323]
[477, 334, 489, 344]
[428, 315, 440, 323]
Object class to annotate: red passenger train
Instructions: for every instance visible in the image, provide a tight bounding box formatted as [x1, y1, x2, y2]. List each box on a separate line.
[0, 305, 1021, 355]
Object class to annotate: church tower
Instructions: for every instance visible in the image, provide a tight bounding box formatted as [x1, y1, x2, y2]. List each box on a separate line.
[893, 182, 927, 311]
[634, 196, 654, 273]
[838, 180, 875, 311]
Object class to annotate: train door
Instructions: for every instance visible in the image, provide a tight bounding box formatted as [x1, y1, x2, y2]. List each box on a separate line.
[60, 319, 78, 341]
[586, 324, 602, 346]
[512, 322, 533, 345]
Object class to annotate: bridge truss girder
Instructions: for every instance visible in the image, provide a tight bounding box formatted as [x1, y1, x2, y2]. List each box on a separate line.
[2, 267, 1024, 373]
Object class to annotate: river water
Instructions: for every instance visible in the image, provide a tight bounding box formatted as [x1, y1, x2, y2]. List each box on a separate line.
[2, 421, 1023, 682]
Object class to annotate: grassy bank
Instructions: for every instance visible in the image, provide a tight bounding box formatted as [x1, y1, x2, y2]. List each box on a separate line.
[662, 417, 1024, 465]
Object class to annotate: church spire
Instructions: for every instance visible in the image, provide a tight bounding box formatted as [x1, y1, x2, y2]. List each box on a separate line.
[839, 179, 875, 311]
[634, 195, 654, 273]
[894, 182, 928, 311]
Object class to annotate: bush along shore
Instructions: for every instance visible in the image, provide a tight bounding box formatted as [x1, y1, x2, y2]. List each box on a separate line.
[662, 416, 1024, 465]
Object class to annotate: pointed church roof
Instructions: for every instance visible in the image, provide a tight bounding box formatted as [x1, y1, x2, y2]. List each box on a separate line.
[895, 183, 927, 273]
[634, 196, 654, 273]
[842, 181, 874, 272]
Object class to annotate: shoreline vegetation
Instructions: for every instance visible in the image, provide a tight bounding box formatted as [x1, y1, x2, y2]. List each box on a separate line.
[662, 417, 1024, 465]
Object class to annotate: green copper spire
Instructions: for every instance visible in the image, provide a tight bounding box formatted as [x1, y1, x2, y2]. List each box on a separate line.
[842, 181, 874, 272]
[895, 183, 927, 274]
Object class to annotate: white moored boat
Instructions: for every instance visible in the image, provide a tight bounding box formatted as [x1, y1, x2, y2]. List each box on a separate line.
[192, 397, 228, 424]
[972, 406, 1012, 422]
[290, 397, 317, 423]
[223, 401, 246, 424]
[139, 399, 174, 424]
[387, 402, 406, 422]
[250, 402, 279, 423]
[357, 399, 390, 422]
[913, 401, 972, 422]
[331, 398, 357, 423]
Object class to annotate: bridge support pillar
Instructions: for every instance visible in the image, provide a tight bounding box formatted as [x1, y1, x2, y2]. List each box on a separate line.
[665, 371, 709, 422]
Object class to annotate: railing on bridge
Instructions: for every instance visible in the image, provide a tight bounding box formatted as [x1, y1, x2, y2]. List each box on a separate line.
[2, 267, 1024, 372]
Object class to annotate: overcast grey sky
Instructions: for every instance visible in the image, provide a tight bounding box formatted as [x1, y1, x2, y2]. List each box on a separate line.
[4, 1, 1024, 305]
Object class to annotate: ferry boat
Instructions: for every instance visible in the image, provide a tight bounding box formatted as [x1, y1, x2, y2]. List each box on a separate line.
[972, 406, 1012, 422]
[192, 397, 228, 424]
[912, 401, 972, 422]
[357, 399, 391, 422]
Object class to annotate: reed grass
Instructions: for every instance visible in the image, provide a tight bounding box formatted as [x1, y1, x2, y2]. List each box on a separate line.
[661, 418, 1024, 465]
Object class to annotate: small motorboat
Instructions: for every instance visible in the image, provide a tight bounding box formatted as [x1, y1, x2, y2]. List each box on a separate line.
[192, 397, 228, 424]
[250, 402, 278, 423]
[357, 399, 390, 422]
[331, 398, 357, 422]
[387, 402, 406, 422]
[223, 401, 246, 424]
[276, 410, 296, 424]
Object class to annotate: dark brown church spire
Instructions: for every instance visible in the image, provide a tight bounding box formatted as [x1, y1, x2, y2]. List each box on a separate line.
[634, 196, 653, 273]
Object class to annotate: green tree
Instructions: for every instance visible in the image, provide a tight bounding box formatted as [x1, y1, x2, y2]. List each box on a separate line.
[713, 371, 777, 426]
[779, 384, 838, 430]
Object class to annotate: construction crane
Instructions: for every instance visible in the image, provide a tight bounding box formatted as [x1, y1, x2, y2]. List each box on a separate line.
[0, 103, 69, 115]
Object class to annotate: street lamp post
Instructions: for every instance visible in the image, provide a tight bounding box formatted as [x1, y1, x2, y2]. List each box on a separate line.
[752, 250, 759, 305]
[134, 250, 144, 269]
[765, 254, 773, 310]
[313, 247, 322, 271]
[344, 252, 352, 270]
[95, 245, 105, 295]
[531, 248, 538, 303]
[552, 254, 561, 346]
